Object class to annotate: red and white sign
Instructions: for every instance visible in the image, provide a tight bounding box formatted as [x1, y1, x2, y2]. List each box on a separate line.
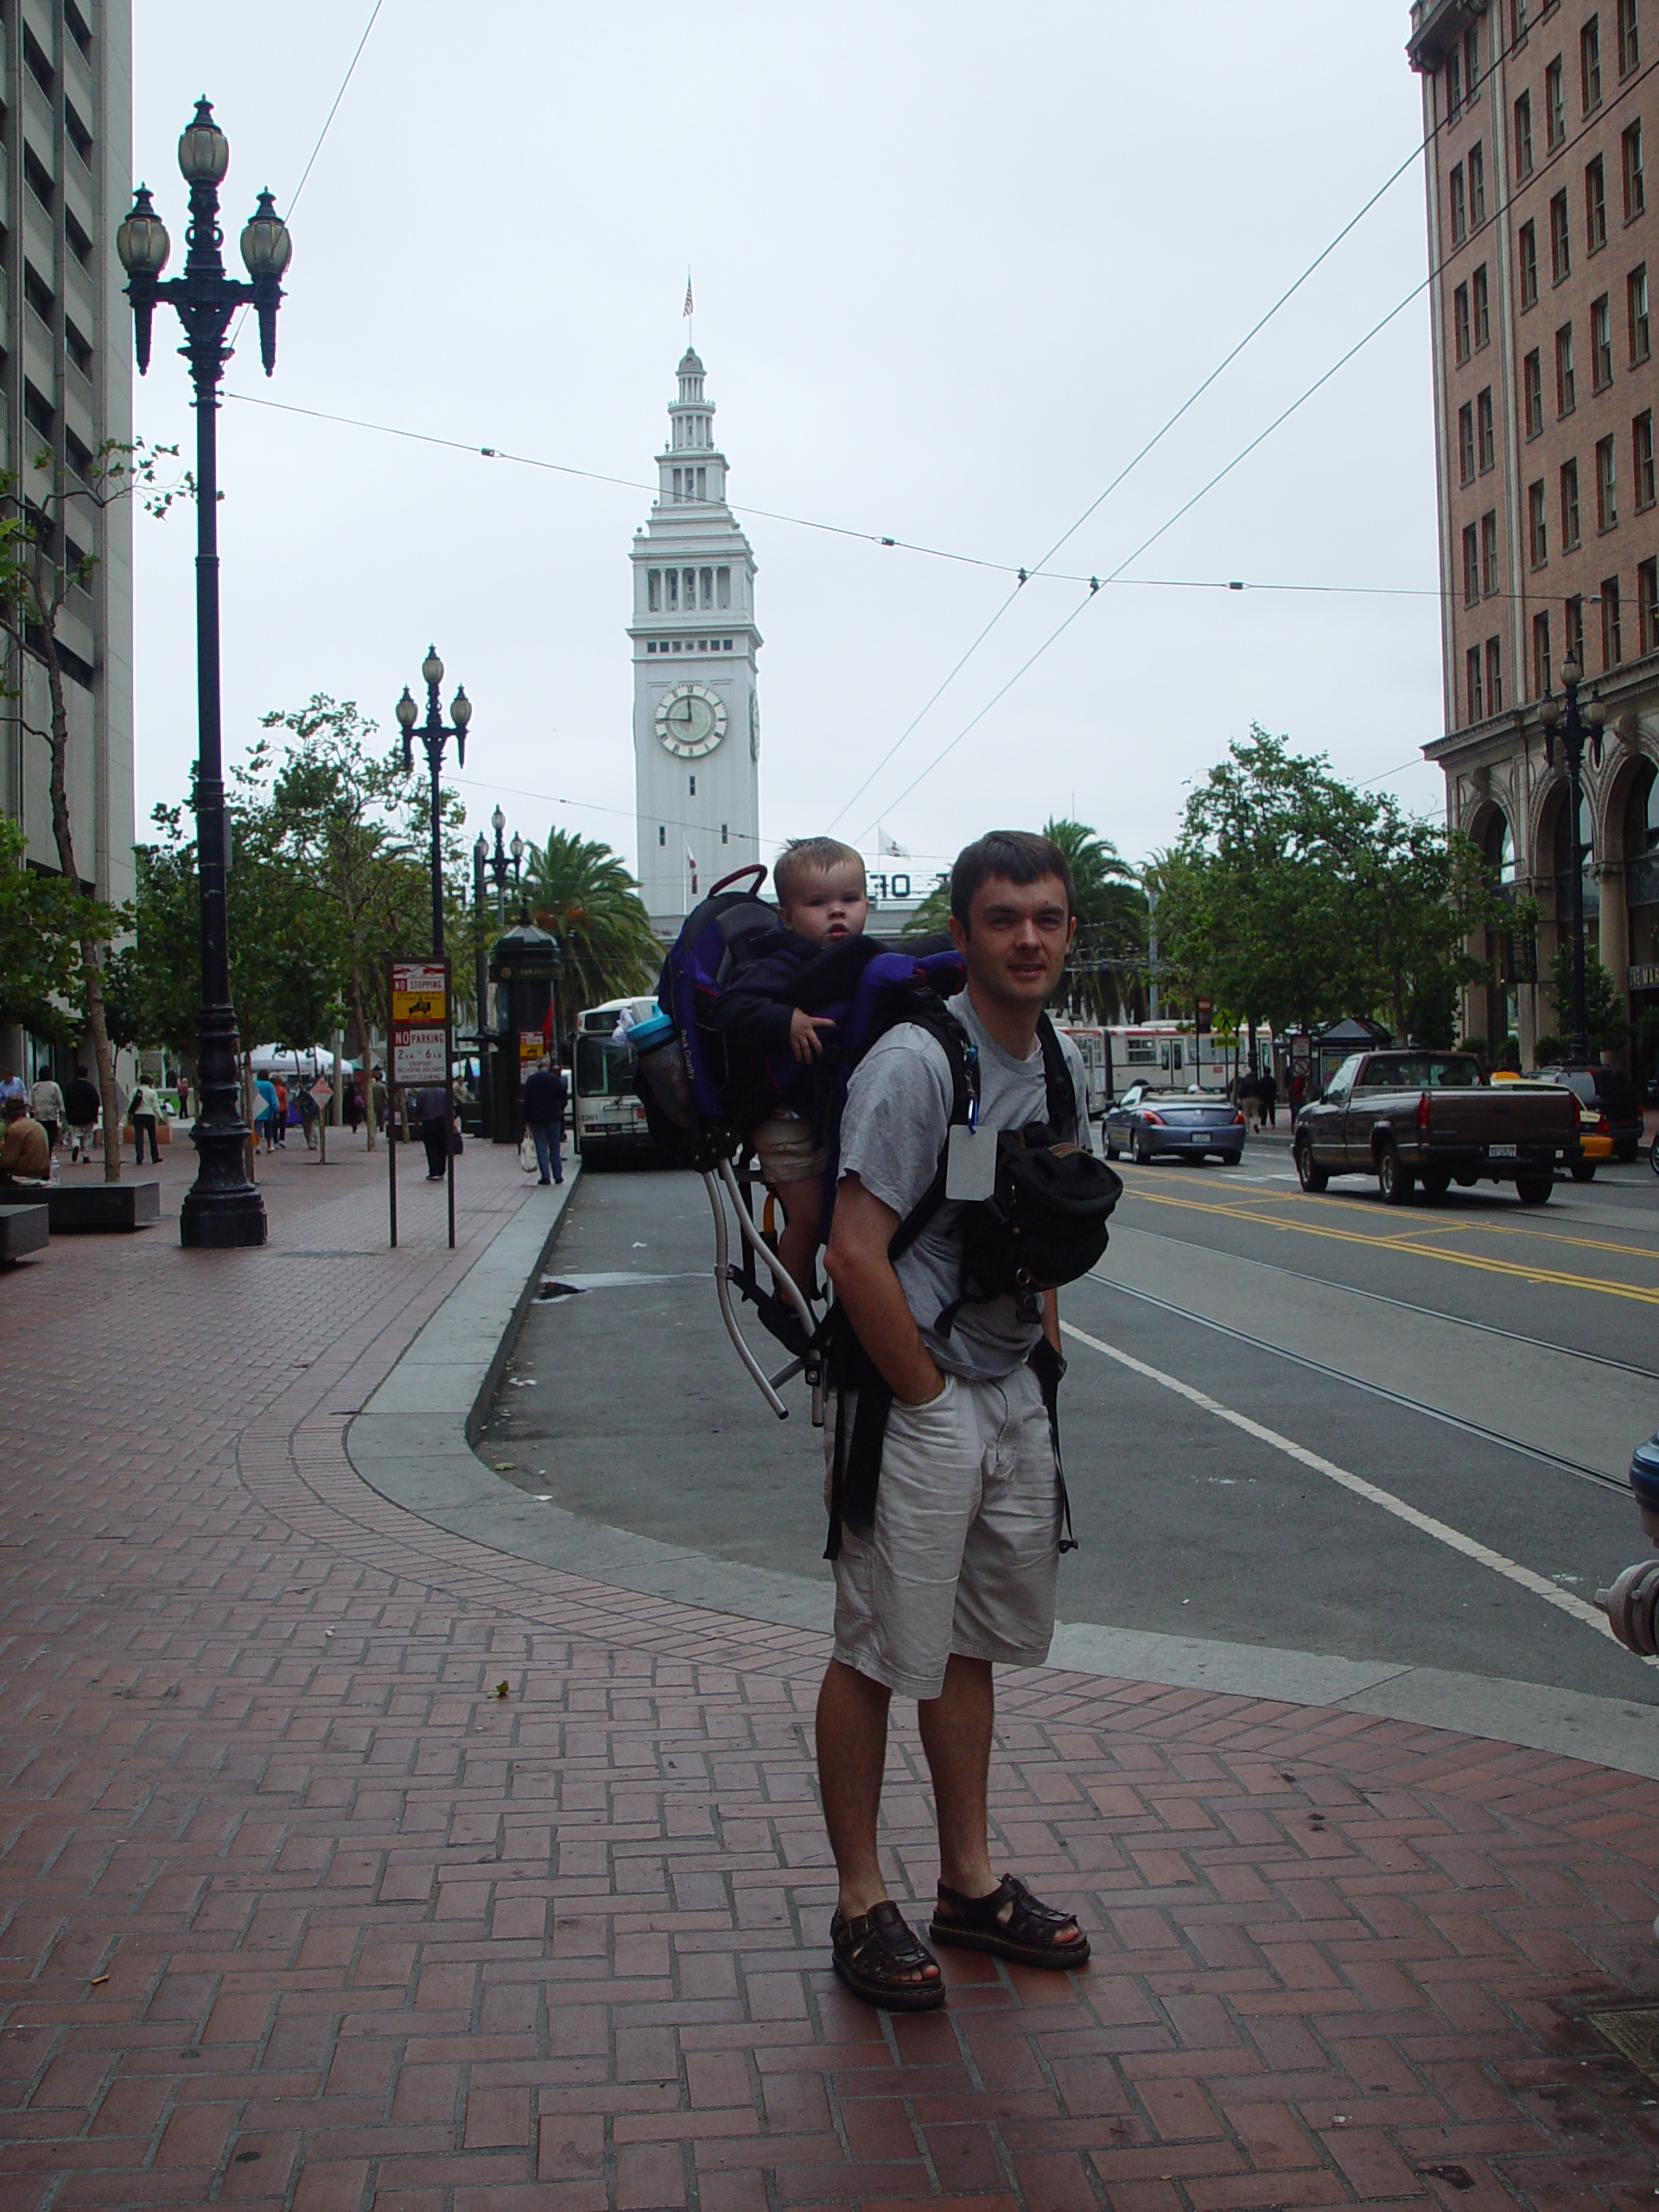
[391, 1024, 447, 1084]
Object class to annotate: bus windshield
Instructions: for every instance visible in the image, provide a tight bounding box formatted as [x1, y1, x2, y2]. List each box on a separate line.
[575, 1034, 636, 1098]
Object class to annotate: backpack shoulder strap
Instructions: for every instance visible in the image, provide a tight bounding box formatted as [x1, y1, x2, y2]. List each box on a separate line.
[887, 1006, 977, 1264]
[1037, 1014, 1077, 1139]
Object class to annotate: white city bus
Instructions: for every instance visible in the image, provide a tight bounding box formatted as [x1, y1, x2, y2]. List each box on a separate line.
[571, 996, 658, 1158]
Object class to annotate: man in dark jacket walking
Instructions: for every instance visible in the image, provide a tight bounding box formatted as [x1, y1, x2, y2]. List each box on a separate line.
[521, 1059, 568, 1185]
[414, 1085, 449, 1180]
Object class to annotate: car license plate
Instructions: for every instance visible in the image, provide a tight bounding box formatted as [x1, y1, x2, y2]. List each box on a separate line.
[1489, 1142, 1517, 1159]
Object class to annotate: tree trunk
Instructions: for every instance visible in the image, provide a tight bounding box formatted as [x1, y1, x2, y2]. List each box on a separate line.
[351, 969, 376, 1152]
[35, 561, 122, 1181]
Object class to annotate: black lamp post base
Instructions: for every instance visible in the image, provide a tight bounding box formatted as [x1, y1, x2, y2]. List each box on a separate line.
[180, 1180, 268, 1248]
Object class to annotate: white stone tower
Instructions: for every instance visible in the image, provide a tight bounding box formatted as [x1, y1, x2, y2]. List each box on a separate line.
[630, 347, 762, 933]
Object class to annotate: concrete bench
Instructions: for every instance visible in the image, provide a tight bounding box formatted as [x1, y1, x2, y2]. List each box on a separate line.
[0, 1204, 49, 1262]
[46, 1181, 162, 1232]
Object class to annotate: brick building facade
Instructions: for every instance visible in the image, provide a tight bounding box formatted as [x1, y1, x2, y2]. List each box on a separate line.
[1408, 0, 1656, 1063]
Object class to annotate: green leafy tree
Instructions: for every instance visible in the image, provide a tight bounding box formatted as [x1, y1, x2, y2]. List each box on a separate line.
[1547, 944, 1628, 1057]
[0, 817, 121, 1045]
[522, 828, 660, 1018]
[0, 439, 188, 1176]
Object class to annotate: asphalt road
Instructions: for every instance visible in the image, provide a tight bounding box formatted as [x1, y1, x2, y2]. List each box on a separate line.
[481, 1129, 1659, 1708]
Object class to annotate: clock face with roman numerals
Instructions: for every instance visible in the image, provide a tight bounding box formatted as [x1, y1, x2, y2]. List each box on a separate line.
[656, 682, 727, 759]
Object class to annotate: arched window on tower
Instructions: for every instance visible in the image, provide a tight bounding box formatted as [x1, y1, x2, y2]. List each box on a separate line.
[683, 567, 696, 608]
[667, 569, 679, 610]
[647, 570, 661, 613]
[716, 567, 730, 608]
[700, 568, 713, 609]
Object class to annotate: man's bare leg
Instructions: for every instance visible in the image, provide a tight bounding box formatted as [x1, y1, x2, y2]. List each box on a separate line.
[816, 1658, 939, 1987]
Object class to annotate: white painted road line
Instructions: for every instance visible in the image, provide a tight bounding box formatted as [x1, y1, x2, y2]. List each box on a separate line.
[1059, 1319, 1654, 1661]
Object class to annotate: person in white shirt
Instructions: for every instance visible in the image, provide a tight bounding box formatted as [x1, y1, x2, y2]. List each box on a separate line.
[29, 1075, 65, 1160]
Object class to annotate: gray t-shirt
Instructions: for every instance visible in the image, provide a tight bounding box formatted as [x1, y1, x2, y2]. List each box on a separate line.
[837, 990, 1090, 1382]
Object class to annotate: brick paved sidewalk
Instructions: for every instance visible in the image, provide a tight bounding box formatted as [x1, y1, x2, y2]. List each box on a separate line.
[3, 1139, 1659, 2210]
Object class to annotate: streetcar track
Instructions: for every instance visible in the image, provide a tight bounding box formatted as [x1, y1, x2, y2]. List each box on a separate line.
[1111, 1218, 1659, 1385]
[1081, 1269, 1631, 1497]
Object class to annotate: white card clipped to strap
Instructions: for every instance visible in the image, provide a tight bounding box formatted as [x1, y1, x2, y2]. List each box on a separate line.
[945, 1122, 997, 1202]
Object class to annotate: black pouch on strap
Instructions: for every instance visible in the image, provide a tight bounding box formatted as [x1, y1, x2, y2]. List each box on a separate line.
[1027, 1332, 1078, 1554]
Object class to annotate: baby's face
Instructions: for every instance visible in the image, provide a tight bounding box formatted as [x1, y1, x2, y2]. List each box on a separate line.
[781, 863, 870, 946]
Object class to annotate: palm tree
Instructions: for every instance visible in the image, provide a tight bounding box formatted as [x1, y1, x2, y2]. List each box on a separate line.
[522, 828, 661, 1019]
[1046, 819, 1147, 1022]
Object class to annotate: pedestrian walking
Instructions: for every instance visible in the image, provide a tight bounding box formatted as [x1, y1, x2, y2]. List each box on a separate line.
[1288, 1068, 1306, 1118]
[297, 1084, 320, 1150]
[175, 1072, 190, 1120]
[1259, 1068, 1278, 1128]
[344, 1078, 363, 1136]
[273, 1077, 289, 1147]
[128, 1079, 164, 1165]
[29, 1072, 64, 1165]
[253, 1075, 280, 1154]
[415, 1084, 449, 1180]
[1238, 1065, 1262, 1132]
[815, 830, 1092, 2012]
[0, 1068, 24, 1108]
[63, 1066, 100, 1163]
[520, 1058, 568, 1185]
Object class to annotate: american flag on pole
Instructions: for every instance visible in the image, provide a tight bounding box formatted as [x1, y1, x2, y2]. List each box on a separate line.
[683, 273, 694, 318]
[686, 844, 699, 897]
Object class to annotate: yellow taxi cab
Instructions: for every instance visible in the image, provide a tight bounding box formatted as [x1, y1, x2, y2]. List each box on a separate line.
[1492, 1071, 1611, 1175]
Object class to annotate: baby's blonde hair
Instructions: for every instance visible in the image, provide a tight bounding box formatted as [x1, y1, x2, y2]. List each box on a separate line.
[773, 837, 866, 909]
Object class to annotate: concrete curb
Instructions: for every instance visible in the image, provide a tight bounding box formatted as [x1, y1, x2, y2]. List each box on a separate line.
[347, 1166, 1659, 1782]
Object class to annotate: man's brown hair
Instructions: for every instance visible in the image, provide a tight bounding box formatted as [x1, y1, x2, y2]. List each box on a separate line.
[773, 836, 866, 909]
[950, 830, 1075, 931]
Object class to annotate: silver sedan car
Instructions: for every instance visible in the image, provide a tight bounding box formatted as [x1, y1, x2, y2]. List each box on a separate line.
[1102, 1083, 1247, 1166]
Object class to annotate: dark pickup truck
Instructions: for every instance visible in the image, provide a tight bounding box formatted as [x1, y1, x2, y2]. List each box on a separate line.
[1292, 1050, 1580, 1205]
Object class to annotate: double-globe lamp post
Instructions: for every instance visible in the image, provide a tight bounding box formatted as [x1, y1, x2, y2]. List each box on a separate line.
[396, 650, 471, 961]
[1540, 651, 1608, 1067]
[117, 99, 291, 1249]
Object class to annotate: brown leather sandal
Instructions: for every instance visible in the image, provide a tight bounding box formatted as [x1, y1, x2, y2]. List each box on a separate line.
[931, 1874, 1090, 1969]
[830, 1900, 945, 2011]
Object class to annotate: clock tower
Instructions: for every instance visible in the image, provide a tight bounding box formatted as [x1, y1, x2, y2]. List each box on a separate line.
[630, 347, 762, 933]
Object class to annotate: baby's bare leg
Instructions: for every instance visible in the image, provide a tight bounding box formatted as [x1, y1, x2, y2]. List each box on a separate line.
[772, 1174, 824, 1297]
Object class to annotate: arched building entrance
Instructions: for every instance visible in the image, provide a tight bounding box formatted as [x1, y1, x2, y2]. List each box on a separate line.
[1625, 758, 1659, 1084]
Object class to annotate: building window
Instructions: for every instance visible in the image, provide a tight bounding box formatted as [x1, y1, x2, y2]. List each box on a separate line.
[645, 640, 656, 653]
[666, 569, 679, 610]
[1478, 386, 1495, 471]
[1631, 265, 1651, 360]
[1598, 432, 1618, 527]
[1551, 190, 1571, 282]
[1637, 557, 1659, 650]
[1557, 321, 1577, 412]
[1620, 0, 1640, 70]
[1626, 121, 1647, 218]
[1641, 557, 1659, 652]
[1526, 347, 1545, 435]
[1515, 90, 1535, 177]
[682, 568, 696, 609]
[688, 774, 696, 797]
[1459, 401, 1477, 484]
[1455, 283, 1471, 362]
[1464, 523, 1482, 605]
[1447, 46, 1463, 120]
[1529, 478, 1549, 565]
[1566, 593, 1586, 666]
[1451, 164, 1467, 245]
[1519, 220, 1539, 308]
[1469, 143, 1486, 226]
[1482, 508, 1500, 594]
[1473, 264, 1491, 347]
[1582, 13, 1602, 108]
[647, 569, 661, 612]
[671, 467, 682, 500]
[658, 825, 666, 847]
[1512, 0, 1530, 42]
[1586, 155, 1607, 252]
[723, 638, 733, 650]
[1604, 575, 1624, 663]
[1467, 645, 1484, 724]
[716, 566, 731, 608]
[1546, 55, 1566, 147]
[1562, 456, 1583, 546]
[1487, 635, 1503, 712]
[700, 567, 713, 608]
[1592, 293, 1613, 387]
[1465, 23, 1482, 98]
[1636, 410, 1656, 508]
[1534, 608, 1553, 696]
[696, 466, 706, 499]
[721, 823, 728, 846]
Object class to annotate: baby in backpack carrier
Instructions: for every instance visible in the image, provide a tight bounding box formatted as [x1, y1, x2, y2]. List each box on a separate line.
[721, 838, 869, 1298]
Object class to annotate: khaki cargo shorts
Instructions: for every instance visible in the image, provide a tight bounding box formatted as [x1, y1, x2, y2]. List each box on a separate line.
[825, 1363, 1061, 1701]
[753, 1109, 827, 1186]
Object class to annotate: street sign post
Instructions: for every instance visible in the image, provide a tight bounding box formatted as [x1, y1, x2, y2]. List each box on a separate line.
[387, 957, 454, 1249]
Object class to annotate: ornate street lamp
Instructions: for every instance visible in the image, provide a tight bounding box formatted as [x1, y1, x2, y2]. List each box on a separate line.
[396, 647, 472, 958]
[1540, 650, 1608, 1065]
[117, 100, 292, 1249]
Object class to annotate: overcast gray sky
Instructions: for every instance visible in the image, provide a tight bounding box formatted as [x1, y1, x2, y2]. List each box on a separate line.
[131, 2, 1443, 889]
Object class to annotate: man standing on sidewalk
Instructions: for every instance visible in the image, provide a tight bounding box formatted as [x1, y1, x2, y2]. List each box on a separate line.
[521, 1058, 567, 1185]
[816, 830, 1092, 2012]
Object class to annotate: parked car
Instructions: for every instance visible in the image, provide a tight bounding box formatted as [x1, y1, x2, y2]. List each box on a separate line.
[1534, 1063, 1644, 1162]
[1494, 1073, 1610, 1179]
[1292, 1050, 1579, 1205]
[1103, 1083, 1246, 1165]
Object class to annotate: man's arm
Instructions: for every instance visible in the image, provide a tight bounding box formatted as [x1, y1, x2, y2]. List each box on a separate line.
[824, 1174, 944, 1408]
[1042, 1287, 1060, 1354]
